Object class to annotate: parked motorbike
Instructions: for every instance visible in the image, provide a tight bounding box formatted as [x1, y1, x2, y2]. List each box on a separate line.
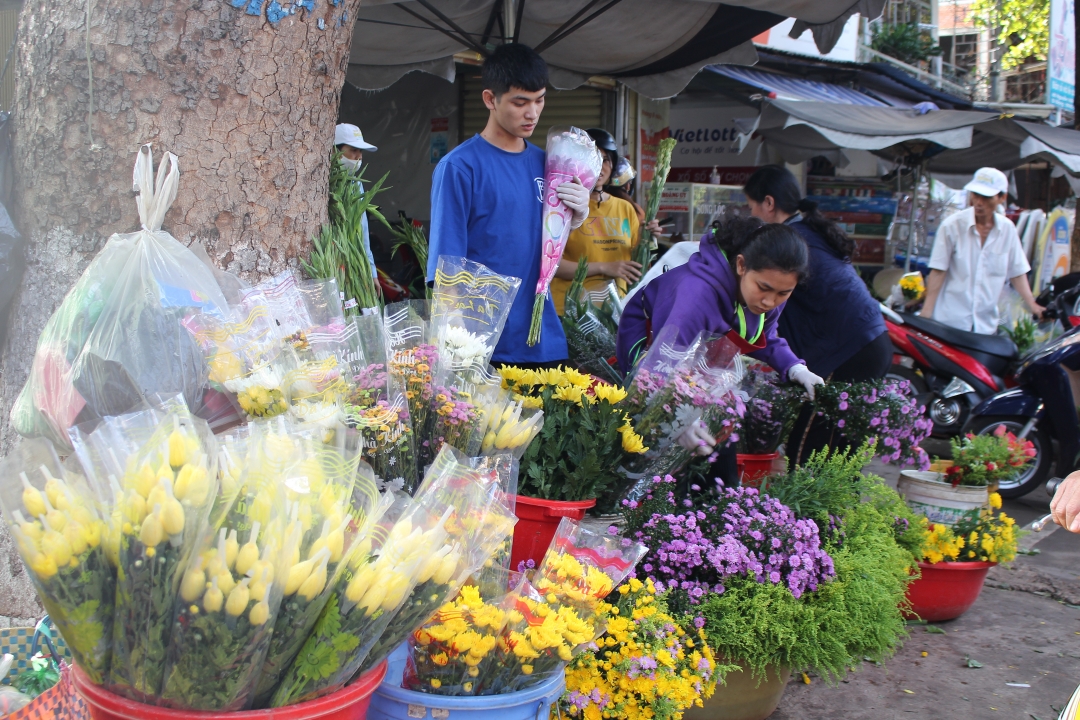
[883, 304, 1019, 439]
[961, 286, 1080, 498]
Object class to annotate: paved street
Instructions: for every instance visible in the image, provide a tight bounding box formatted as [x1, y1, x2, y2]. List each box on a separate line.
[771, 460, 1080, 720]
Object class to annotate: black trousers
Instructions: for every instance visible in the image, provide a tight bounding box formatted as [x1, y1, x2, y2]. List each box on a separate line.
[787, 331, 894, 465]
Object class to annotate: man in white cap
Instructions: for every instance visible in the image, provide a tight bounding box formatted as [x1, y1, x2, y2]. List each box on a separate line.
[921, 167, 1043, 333]
[334, 123, 380, 288]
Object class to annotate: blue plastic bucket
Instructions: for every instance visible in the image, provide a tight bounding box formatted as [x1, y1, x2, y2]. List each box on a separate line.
[366, 647, 565, 720]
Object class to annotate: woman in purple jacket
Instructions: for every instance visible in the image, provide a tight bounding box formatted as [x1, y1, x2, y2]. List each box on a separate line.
[616, 215, 824, 458]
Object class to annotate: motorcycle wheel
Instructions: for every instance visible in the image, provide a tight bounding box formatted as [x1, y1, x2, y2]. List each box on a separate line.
[885, 364, 928, 394]
[964, 415, 1053, 498]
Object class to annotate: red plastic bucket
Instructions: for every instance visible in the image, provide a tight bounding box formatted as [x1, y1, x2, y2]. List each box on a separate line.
[510, 495, 596, 571]
[72, 661, 387, 720]
[736, 452, 781, 489]
[904, 561, 996, 622]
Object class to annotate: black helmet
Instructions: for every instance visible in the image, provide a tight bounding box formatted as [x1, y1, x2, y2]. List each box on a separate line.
[586, 128, 618, 167]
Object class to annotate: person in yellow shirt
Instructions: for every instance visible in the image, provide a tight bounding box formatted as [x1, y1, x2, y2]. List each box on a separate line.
[551, 129, 660, 315]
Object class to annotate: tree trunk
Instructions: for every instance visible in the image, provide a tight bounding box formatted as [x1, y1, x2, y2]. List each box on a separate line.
[0, 0, 359, 619]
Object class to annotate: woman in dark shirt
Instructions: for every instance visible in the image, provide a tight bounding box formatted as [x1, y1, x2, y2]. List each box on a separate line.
[743, 165, 891, 462]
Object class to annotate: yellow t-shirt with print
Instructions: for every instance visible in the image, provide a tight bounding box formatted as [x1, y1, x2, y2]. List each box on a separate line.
[551, 194, 640, 315]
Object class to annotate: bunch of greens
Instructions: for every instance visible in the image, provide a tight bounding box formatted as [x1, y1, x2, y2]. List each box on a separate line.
[1001, 315, 1037, 356]
[389, 213, 430, 299]
[630, 137, 676, 286]
[303, 152, 389, 313]
[562, 258, 622, 385]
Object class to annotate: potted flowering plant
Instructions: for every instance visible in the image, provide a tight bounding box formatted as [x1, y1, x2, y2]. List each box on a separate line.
[499, 365, 648, 568]
[898, 425, 1034, 526]
[623, 445, 918, 720]
[906, 493, 1020, 622]
[736, 362, 803, 486]
[559, 577, 720, 720]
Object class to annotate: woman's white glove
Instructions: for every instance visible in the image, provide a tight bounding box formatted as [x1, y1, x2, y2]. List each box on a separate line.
[788, 364, 825, 400]
[556, 178, 591, 228]
[677, 419, 716, 456]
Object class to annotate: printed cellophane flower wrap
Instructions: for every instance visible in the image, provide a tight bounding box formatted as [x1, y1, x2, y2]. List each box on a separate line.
[475, 386, 544, 461]
[403, 568, 527, 696]
[385, 300, 439, 486]
[99, 404, 220, 702]
[249, 427, 386, 707]
[479, 519, 646, 694]
[240, 271, 345, 359]
[528, 127, 603, 346]
[269, 446, 514, 707]
[430, 365, 502, 459]
[185, 291, 297, 422]
[563, 284, 622, 385]
[357, 447, 518, 675]
[11, 146, 230, 452]
[630, 335, 746, 479]
[328, 314, 418, 492]
[0, 438, 115, 686]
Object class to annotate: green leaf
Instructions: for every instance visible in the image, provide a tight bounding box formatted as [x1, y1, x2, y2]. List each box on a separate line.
[964, 656, 984, 668]
[925, 625, 946, 634]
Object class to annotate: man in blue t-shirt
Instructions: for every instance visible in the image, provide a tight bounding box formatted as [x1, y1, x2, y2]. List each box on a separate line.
[428, 44, 591, 367]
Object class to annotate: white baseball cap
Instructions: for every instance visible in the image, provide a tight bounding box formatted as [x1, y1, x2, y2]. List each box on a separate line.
[334, 123, 378, 152]
[964, 167, 1008, 197]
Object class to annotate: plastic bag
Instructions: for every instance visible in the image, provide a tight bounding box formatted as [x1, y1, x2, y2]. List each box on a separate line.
[11, 147, 230, 452]
[621, 325, 702, 419]
[430, 256, 521, 382]
[0, 439, 115, 687]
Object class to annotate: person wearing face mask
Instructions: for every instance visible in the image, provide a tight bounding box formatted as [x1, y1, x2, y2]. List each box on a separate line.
[549, 129, 662, 315]
[334, 123, 380, 288]
[428, 44, 590, 368]
[616, 215, 822, 478]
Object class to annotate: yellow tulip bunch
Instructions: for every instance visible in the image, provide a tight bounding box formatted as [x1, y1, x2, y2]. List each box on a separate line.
[477, 390, 545, 459]
[107, 412, 218, 702]
[0, 438, 115, 686]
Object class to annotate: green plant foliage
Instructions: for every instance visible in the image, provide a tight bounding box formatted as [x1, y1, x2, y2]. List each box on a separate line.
[1001, 315, 1038, 356]
[971, 0, 1049, 70]
[696, 444, 919, 681]
[871, 22, 942, 65]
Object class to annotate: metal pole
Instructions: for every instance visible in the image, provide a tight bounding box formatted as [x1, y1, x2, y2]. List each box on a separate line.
[504, 0, 515, 43]
[905, 162, 924, 272]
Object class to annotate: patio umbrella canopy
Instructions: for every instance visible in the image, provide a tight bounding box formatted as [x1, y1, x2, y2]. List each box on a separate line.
[347, 0, 885, 98]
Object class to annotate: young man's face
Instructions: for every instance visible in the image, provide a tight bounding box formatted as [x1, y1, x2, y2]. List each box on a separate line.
[970, 191, 1005, 222]
[483, 86, 546, 138]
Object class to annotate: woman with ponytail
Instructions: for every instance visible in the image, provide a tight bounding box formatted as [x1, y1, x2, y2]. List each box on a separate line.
[616, 214, 823, 472]
[743, 165, 890, 461]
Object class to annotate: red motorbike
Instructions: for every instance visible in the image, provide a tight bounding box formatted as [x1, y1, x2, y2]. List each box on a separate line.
[883, 273, 1080, 438]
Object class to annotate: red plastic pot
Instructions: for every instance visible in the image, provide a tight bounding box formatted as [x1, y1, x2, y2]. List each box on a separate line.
[72, 661, 387, 720]
[510, 495, 596, 571]
[736, 452, 782, 489]
[904, 561, 996, 622]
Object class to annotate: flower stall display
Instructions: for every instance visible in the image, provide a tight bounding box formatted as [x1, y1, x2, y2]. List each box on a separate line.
[0, 439, 115, 686]
[629, 335, 745, 481]
[620, 325, 701, 420]
[385, 300, 439, 485]
[559, 577, 719, 720]
[811, 379, 932, 468]
[270, 446, 517, 706]
[528, 127, 603, 346]
[944, 425, 1036, 488]
[623, 444, 918, 702]
[499, 366, 647, 503]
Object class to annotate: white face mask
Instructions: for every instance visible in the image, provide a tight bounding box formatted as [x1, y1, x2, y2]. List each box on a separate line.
[340, 156, 362, 173]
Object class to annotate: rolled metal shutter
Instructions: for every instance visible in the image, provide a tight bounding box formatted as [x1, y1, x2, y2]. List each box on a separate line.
[460, 75, 609, 146]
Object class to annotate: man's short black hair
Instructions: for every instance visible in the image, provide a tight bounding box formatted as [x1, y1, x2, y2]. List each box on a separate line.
[482, 44, 548, 97]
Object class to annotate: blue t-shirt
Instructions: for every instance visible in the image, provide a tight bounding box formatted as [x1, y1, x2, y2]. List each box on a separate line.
[428, 135, 568, 364]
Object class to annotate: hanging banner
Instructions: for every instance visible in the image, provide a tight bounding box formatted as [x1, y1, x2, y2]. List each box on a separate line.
[1049, 0, 1076, 111]
[639, 98, 670, 184]
[1033, 207, 1074, 293]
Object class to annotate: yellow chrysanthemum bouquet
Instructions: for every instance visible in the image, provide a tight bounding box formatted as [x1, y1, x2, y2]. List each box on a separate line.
[499, 365, 648, 503]
[899, 271, 925, 301]
[560, 578, 719, 720]
[917, 493, 1020, 564]
[0, 438, 115, 686]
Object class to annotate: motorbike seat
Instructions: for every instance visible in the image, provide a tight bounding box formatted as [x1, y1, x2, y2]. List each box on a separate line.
[898, 312, 1018, 359]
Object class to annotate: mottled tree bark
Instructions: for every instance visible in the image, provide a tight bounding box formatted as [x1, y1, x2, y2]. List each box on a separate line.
[0, 0, 359, 618]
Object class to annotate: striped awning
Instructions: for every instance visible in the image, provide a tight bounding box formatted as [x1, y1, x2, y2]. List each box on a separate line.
[708, 64, 887, 106]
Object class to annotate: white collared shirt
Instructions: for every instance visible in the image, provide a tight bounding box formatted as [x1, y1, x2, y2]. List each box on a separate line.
[928, 206, 1030, 334]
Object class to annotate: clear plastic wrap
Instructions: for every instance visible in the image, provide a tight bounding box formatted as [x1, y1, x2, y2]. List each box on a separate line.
[0, 438, 115, 686]
[11, 147, 230, 451]
[385, 301, 439, 483]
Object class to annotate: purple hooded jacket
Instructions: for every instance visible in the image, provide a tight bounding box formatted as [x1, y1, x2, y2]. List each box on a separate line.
[616, 238, 803, 377]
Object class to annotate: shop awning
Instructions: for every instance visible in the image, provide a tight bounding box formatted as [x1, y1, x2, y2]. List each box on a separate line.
[927, 120, 1080, 175]
[707, 65, 887, 106]
[734, 98, 997, 165]
[347, 0, 886, 99]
